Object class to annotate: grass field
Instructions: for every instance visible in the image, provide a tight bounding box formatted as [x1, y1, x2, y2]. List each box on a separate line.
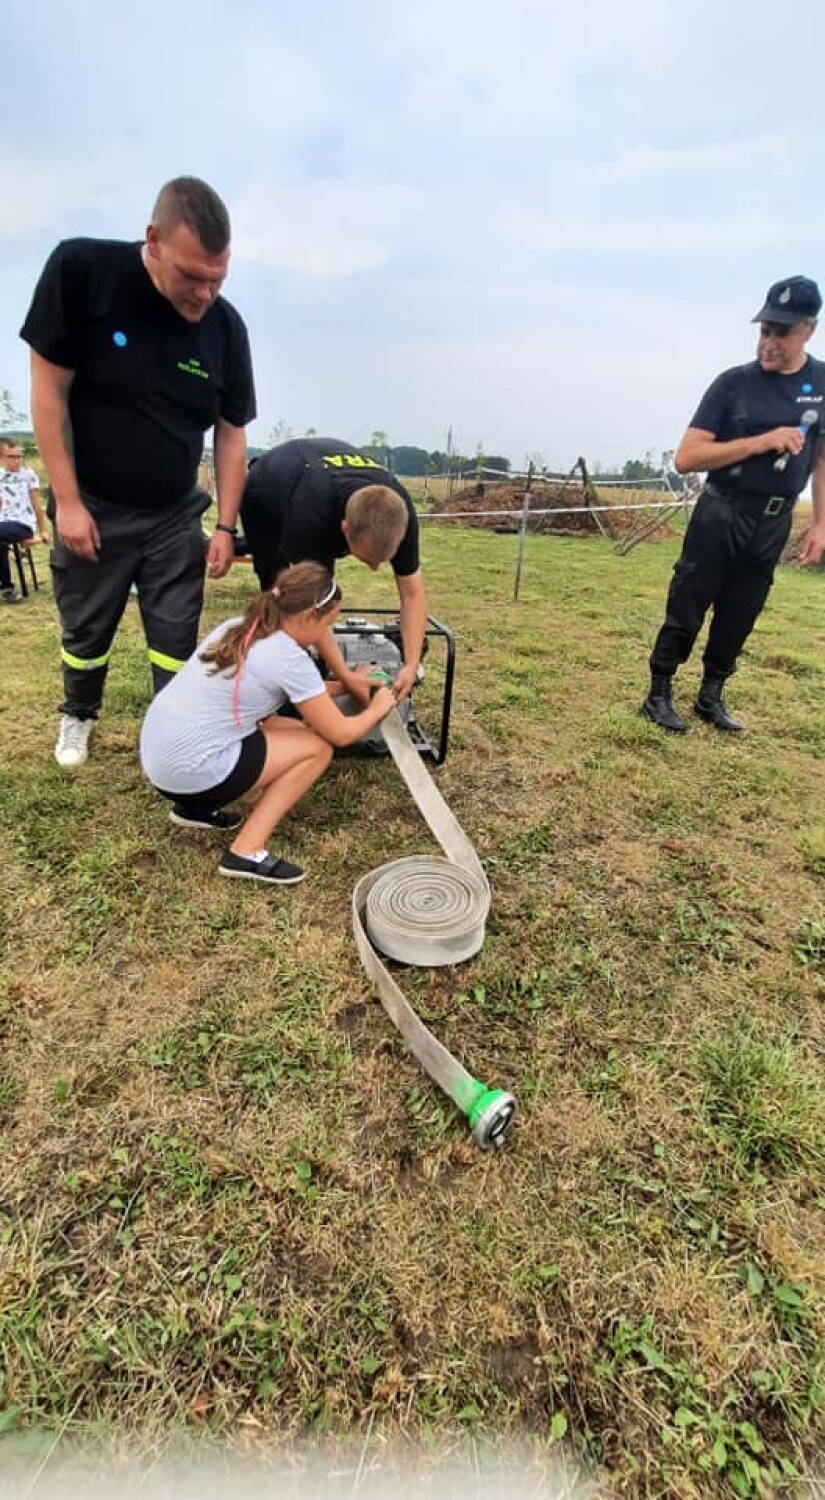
[1, 526, 824, 1496]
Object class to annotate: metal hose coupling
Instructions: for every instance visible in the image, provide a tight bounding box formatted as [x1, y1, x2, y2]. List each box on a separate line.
[352, 706, 517, 1150]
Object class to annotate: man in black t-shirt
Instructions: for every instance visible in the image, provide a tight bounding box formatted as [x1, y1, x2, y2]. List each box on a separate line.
[642, 276, 825, 734]
[20, 176, 256, 775]
[241, 438, 427, 700]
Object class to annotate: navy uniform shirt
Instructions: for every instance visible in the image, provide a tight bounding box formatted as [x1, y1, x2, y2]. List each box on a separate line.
[691, 357, 825, 497]
[20, 238, 256, 510]
[243, 437, 420, 575]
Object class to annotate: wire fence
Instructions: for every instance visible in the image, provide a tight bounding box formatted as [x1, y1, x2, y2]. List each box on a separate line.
[421, 499, 694, 521]
[417, 459, 703, 599]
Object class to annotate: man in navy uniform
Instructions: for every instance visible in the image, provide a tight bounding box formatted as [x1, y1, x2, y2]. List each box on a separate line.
[241, 437, 427, 702]
[643, 276, 825, 733]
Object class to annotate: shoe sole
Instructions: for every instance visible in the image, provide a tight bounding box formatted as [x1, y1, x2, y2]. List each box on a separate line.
[55, 755, 88, 769]
[168, 811, 243, 832]
[219, 865, 306, 885]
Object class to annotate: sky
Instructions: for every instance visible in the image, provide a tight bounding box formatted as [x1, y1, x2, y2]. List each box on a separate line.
[3, 0, 825, 472]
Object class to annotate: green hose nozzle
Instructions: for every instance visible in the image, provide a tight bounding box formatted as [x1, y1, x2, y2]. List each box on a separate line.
[464, 1081, 517, 1150]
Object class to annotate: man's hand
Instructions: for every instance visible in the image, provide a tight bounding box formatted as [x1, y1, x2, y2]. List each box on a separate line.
[37, 528, 50, 544]
[798, 523, 825, 567]
[56, 499, 100, 560]
[760, 426, 807, 457]
[393, 662, 418, 701]
[206, 529, 234, 579]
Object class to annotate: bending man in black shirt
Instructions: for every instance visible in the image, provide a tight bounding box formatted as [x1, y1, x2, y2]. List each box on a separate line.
[240, 438, 428, 701]
[21, 176, 256, 772]
[642, 275, 825, 734]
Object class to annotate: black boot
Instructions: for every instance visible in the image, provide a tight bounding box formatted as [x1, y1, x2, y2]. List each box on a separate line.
[694, 675, 743, 732]
[641, 672, 688, 732]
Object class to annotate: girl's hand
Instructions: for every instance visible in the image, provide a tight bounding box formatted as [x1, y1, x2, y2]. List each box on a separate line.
[344, 669, 373, 706]
[369, 685, 396, 718]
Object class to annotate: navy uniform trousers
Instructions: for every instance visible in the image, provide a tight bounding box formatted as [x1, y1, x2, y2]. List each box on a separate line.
[649, 482, 795, 680]
[50, 488, 209, 719]
[240, 448, 309, 591]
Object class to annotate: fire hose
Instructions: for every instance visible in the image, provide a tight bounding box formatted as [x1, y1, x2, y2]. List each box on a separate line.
[351, 703, 517, 1150]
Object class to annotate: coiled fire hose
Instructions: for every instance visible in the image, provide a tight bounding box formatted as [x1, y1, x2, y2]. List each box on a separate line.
[351, 702, 517, 1150]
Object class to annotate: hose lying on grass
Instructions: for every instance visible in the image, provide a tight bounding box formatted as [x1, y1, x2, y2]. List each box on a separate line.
[351, 705, 517, 1150]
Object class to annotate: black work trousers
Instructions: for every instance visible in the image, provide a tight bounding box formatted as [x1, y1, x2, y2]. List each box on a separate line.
[649, 484, 794, 681]
[240, 446, 318, 589]
[50, 489, 209, 719]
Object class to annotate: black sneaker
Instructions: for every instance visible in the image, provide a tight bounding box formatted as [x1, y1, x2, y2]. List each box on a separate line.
[169, 805, 243, 832]
[1, 588, 24, 605]
[218, 850, 306, 884]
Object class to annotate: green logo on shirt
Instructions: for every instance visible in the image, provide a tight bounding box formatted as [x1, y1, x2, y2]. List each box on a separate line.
[177, 357, 210, 381]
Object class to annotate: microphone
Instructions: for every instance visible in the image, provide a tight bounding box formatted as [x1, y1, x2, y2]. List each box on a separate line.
[774, 408, 818, 471]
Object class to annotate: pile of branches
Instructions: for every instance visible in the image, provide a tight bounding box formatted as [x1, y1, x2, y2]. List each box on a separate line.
[428, 475, 677, 540]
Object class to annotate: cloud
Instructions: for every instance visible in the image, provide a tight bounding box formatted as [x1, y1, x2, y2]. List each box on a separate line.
[246, 274, 753, 466]
[0, 165, 98, 242]
[230, 36, 331, 135]
[593, 133, 791, 182]
[233, 178, 423, 277]
[4, 0, 825, 464]
[497, 206, 793, 258]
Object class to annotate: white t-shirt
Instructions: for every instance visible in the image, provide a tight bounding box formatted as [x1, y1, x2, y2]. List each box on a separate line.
[139, 619, 327, 794]
[0, 466, 40, 529]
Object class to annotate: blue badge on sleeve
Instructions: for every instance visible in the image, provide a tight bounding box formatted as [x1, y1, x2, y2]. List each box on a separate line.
[113, 331, 127, 347]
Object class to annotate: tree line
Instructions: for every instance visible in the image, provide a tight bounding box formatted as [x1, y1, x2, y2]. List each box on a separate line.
[250, 422, 513, 478]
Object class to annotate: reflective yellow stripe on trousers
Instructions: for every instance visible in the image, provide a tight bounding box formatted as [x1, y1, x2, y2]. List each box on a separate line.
[147, 649, 186, 674]
[61, 648, 111, 671]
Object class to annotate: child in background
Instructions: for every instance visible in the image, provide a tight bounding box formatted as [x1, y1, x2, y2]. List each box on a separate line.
[139, 561, 396, 885]
[0, 442, 49, 603]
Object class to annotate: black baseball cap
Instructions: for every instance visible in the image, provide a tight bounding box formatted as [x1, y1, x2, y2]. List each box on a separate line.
[752, 275, 822, 325]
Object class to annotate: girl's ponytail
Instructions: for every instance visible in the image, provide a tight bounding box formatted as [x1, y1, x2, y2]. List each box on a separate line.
[200, 590, 285, 675]
[199, 561, 341, 678]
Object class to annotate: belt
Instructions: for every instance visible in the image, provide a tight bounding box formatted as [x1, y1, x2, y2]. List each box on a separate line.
[706, 481, 794, 517]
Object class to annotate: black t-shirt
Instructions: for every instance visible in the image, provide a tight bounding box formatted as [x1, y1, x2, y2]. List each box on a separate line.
[20, 238, 256, 510]
[690, 357, 825, 497]
[243, 437, 420, 575]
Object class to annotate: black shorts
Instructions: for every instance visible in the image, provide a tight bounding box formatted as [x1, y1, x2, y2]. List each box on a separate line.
[156, 729, 267, 813]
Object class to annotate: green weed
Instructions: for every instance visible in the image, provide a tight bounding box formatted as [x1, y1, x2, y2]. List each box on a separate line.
[694, 1027, 825, 1175]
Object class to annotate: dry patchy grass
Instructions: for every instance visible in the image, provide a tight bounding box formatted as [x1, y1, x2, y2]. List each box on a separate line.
[1, 528, 824, 1496]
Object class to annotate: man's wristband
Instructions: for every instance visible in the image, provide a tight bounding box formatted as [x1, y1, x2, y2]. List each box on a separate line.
[215, 523, 238, 536]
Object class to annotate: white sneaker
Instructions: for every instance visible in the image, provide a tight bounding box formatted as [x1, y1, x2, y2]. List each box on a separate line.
[55, 714, 93, 768]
